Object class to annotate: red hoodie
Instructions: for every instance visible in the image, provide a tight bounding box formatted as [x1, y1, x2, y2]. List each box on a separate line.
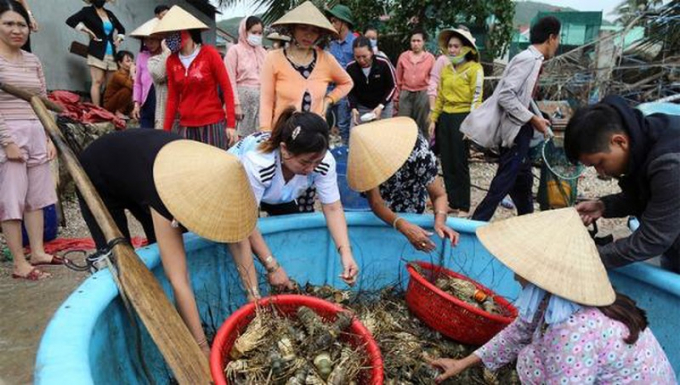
[164, 45, 236, 130]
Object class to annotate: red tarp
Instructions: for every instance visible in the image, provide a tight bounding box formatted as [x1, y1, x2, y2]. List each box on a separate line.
[49, 91, 126, 130]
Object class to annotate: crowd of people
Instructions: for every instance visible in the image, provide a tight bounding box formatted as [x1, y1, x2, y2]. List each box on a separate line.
[1, 0, 679, 382]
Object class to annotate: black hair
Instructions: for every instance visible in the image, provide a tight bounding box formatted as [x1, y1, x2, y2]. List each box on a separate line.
[259, 107, 329, 155]
[564, 103, 626, 164]
[363, 25, 378, 35]
[353, 36, 372, 50]
[598, 292, 649, 345]
[245, 16, 262, 32]
[188, 29, 203, 44]
[154, 5, 170, 15]
[0, 0, 30, 30]
[114, 50, 133, 63]
[530, 16, 561, 45]
[411, 29, 427, 41]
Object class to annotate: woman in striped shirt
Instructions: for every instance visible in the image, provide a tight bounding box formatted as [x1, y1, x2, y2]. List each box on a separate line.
[429, 27, 484, 217]
[0, 0, 59, 280]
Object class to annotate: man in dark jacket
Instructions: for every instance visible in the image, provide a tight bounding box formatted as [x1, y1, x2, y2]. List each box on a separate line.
[565, 95, 680, 272]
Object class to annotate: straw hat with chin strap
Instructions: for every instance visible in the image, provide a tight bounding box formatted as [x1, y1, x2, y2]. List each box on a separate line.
[153, 140, 258, 243]
[152, 5, 209, 35]
[347, 117, 419, 192]
[438, 28, 479, 59]
[271, 1, 338, 38]
[476, 207, 616, 307]
[130, 18, 159, 38]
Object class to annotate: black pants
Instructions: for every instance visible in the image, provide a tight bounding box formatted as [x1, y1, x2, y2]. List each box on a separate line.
[260, 188, 317, 216]
[438, 112, 471, 211]
[78, 191, 157, 250]
[472, 125, 534, 221]
[139, 85, 156, 129]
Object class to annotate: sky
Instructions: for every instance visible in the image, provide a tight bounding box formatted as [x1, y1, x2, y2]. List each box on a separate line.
[213, 0, 623, 20]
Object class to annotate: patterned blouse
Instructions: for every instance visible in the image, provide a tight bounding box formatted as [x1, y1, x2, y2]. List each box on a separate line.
[378, 135, 438, 213]
[475, 307, 676, 384]
[284, 49, 317, 112]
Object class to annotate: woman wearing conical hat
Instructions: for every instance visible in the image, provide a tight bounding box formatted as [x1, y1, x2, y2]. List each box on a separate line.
[77, 129, 258, 357]
[429, 209, 676, 383]
[259, 1, 353, 131]
[152, 6, 237, 149]
[346, 117, 459, 252]
[129, 17, 162, 128]
[428, 27, 483, 218]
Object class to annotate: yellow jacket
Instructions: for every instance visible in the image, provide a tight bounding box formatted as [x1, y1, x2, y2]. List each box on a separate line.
[431, 60, 484, 122]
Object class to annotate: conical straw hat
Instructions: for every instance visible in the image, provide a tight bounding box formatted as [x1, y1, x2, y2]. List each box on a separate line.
[153, 140, 257, 243]
[476, 208, 615, 306]
[271, 1, 338, 37]
[347, 117, 418, 192]
[130, 18, 159, 38]
[152, 5, 209, 35]
[438, 28, 478, 54]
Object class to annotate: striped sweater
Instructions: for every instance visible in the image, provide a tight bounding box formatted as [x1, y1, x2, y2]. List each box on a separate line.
[0, 50, 47, 146]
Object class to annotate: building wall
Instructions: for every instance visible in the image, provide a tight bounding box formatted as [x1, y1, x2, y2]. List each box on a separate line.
[26, 0, 216, 92]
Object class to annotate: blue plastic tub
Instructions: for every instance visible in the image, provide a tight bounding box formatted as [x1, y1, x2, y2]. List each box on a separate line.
[34, 213, 680, 384]
[331, 146, 371, 212]
[21, 204, 58, 247]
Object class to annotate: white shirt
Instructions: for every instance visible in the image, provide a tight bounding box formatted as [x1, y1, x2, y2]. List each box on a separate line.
[179, 45, 201, 69]
[229, 133, 340, 206]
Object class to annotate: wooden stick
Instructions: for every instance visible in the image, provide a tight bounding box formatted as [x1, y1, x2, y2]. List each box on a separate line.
[6, 88, 211, 383]
[0, 82, 63, 113]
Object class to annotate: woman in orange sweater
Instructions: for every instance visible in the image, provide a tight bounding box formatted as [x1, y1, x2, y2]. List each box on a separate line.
[259, 1, 353, 131]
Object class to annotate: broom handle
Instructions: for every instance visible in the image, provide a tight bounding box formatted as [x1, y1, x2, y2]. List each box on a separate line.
[0, 82, 64, 113]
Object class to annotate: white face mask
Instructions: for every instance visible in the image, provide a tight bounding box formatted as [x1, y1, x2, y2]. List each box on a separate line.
[247, 34, 262, 47]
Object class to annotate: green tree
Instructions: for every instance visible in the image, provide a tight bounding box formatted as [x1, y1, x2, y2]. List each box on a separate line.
[214, 0, 515, 59]
[385, 0, 515, 60]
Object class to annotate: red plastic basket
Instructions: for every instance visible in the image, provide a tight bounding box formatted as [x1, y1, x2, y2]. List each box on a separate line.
[210, 294, 384, 385]
[405, 261, 517, 345]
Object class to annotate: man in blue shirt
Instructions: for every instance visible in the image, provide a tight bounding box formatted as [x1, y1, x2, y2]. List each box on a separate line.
[325, 4, 355, 144]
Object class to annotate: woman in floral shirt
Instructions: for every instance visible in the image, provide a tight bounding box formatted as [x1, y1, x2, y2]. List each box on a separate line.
[347, 117, 459, 252]
[430, 208, 677, 384]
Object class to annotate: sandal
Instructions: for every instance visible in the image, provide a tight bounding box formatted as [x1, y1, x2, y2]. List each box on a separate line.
[12, 267, 49, 281]
[30, 255, 66, 266]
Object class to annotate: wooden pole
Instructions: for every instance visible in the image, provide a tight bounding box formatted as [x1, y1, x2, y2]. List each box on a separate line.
[0, 82, 64, 113]
[0, 82, 211, 383]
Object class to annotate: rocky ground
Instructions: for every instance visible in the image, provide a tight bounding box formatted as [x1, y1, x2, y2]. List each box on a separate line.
[0, 158, 627, 385]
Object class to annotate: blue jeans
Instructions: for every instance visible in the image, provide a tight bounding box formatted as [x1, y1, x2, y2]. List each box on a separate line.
[334, 97, 351, 145]
[472, 125, 535, 221]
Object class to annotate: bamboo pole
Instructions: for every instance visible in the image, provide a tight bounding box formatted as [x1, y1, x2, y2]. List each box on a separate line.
[0, 82, 211, 383]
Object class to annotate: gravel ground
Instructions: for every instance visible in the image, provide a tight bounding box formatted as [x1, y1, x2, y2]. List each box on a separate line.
[0, 153, 628, 384]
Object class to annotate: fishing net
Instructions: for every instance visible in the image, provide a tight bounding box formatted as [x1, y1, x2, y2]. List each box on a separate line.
[537, 134, 585, 209]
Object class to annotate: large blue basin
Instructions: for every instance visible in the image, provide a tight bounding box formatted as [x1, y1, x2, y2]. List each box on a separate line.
[34, 213, 680, 384]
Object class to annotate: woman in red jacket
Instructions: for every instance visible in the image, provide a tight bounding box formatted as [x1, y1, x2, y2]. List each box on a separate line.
[153, 6, 236, 149]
